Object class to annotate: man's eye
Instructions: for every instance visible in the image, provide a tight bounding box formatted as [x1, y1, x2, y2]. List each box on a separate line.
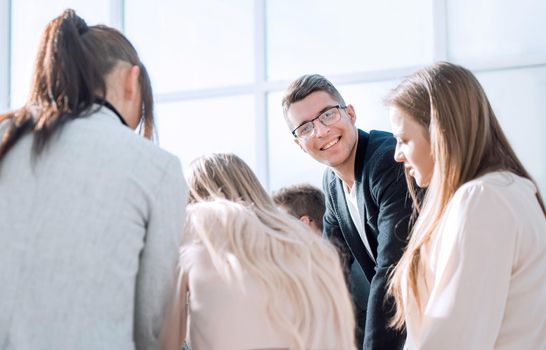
[323, 110, 335, 119]
[300, 123, 313, 134]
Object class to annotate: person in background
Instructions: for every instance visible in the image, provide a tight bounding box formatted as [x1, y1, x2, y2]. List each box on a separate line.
[386, 61, 546, 349]
[0, 9, 186, 349]
[272, 182, 372, 342]
[282, 74, 412, 349]
[272, 183, 326, 234]
[161, 153, 356, 350]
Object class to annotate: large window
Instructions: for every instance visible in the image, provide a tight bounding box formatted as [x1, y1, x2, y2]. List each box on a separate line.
[155, 95, 257, 171]
[125, 0, 255, 93]
[266, 0, 433, 80]
[2, 0, 545, 193]
[477, 67, 546, 190]
[9, 0, 113, 107]
[447, 0, 546, 62]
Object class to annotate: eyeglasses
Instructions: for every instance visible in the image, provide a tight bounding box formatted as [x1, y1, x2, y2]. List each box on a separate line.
[291, 105, 347, 139]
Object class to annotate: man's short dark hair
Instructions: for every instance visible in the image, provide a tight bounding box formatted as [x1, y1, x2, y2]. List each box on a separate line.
[282, 74, 346, 119]
[272, 183, 326, 231]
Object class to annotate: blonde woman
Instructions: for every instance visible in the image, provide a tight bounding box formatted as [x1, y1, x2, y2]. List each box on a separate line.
[162, 153, 355, 350]
[386, 62, 546, 349]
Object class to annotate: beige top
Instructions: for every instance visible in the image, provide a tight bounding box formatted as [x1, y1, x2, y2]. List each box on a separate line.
[165, 243, 339, 350]
[403, 172, 546, 350]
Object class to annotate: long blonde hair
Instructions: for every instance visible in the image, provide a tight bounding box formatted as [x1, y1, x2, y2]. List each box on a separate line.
[385, 62, 546, 329]
[185, 153, 356, 349]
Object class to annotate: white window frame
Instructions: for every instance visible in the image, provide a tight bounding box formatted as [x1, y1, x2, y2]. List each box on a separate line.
[0, 0, 10, 112]
[3, 0, 545, 189]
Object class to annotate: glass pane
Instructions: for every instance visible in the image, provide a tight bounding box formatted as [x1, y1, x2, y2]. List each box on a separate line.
[477, 67, 546, 193]
[338, 80, 399, 133]
[125, 0, 254, 94]
[0, 1, 7, 113]
[266, 0, 433, 81]
[268, 79, 397, 192]
[268, 91, 326, 192]
[10, 1, 112, 107]
[155, 95, 256, 174]
[448, 0, 546, 61]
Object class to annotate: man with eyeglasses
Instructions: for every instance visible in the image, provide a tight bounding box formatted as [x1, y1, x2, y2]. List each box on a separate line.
[282, 74, 412, 350]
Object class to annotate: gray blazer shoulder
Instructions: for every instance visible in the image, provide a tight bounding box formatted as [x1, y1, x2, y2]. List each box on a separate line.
[0, 106, 187, 350]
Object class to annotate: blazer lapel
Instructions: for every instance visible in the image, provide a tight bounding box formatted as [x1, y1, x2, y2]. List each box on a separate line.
[329, 178, 371, 276]
[353, 130, 379, 279]
[354, 129, 369, 224]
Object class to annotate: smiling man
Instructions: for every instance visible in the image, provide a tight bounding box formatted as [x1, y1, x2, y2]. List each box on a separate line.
[282, 74, 413, 350]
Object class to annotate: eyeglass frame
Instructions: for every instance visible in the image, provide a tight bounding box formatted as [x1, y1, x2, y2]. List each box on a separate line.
[291, 104, 348, 138]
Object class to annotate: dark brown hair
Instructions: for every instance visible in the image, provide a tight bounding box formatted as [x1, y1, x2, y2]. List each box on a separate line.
[281, 74, 346, 120]
[272, 183, 326, 231]
[0, 9, 154, 163]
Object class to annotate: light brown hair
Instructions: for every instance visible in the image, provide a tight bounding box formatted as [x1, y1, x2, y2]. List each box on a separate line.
[385, 61, 545, 329]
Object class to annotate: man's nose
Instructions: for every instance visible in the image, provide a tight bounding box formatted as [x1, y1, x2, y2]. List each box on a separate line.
[313, 119, 330, 137]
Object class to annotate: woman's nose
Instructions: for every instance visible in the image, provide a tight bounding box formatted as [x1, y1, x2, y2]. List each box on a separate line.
[394, 146, 404, 163]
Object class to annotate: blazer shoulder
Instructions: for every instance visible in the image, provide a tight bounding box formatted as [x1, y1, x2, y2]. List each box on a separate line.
[322, 166, 338, 187]
[363, 130, 397, 170]
[362, 131, 406, 197]
[74, 109, 181, 173]
[368, 130, 395, 150]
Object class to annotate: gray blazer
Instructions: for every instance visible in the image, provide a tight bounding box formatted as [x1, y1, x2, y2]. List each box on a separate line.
[0, 106, 187, 349]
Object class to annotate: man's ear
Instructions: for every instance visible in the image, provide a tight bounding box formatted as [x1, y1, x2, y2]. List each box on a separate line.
[346, 104, 357, 124]
[124, 65, 141, 101]
[299, 215, 311, 226]
[294, 137, 307, 153]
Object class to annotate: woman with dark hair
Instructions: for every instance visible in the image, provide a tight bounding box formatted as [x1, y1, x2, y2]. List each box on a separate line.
[0, 9, 186, 349]
[386, 62, 546, 349]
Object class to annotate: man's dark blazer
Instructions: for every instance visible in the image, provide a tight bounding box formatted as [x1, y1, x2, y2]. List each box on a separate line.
[323, 129, 412, 350]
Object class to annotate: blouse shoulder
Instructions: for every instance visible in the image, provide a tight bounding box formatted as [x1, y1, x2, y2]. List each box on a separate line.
[179, 242, 207, 270]
[454, 171, 531, 203]
[451, 174, 502, 210]
[445, 171, 535, 236]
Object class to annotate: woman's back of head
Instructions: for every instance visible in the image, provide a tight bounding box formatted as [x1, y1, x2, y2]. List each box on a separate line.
[185, 198, 356, 349]
[186, 153, 291, 231]
[186, 152, 331, 253]
[187, 153, 273, 208]
[0, 9, 154, 164]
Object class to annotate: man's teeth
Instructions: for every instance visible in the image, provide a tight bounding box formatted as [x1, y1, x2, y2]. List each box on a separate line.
[323, 138, 339, 150]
